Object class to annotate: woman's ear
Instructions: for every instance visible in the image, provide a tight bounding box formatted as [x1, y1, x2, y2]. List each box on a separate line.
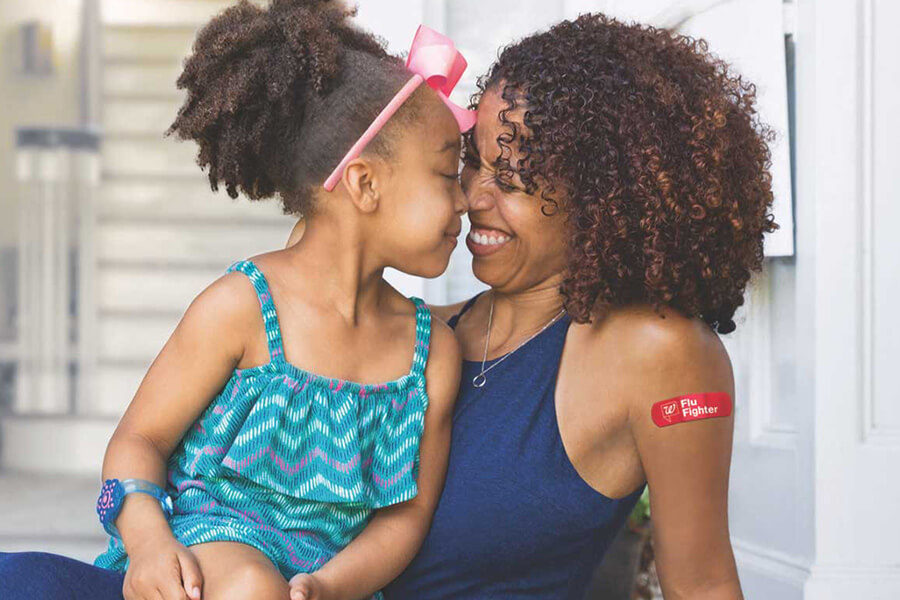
[341, 157, 382, 214]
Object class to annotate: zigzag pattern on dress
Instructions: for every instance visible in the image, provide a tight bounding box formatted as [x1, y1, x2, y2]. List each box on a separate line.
[94, 260, 430, 600]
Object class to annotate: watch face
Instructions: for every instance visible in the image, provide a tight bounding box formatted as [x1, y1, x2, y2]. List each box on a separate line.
[97, 478, 123, 524]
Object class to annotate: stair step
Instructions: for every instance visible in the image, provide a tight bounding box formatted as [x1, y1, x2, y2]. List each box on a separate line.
[93, 364, 149, 417]
[102, 137, 198, 177]
[103, 97, 183, 135]
[101, 0, 234, 27]
[104, 62, 184, 97]
[97, 179, 287, 223]
[96, 220, 292, 268]
[99, 265, 221, 314]
[0, 418, 116, 474]
[102, 25, 196, 62]
[98, 313, 176, 365]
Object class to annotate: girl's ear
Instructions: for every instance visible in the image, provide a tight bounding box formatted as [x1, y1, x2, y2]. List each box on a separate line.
[341, 157, 382, 214]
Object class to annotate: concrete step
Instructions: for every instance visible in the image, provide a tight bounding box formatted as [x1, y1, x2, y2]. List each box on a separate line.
[0, 471, 109, 563]
[0, 417, 116, 474]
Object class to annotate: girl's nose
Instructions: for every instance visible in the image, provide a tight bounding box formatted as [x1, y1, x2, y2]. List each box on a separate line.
[455, 182, 469, 214]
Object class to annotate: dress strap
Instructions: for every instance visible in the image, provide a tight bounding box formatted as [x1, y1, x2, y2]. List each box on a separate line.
[447, 291, 485, 330]
[226, 260, 285, 362]
[409, 297, 432, 378]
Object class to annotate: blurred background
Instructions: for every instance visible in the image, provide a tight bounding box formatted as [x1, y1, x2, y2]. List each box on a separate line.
[0, 0, 897, 598]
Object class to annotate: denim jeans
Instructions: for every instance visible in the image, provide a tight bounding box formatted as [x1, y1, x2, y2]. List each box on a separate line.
[0, 551, 125, 599]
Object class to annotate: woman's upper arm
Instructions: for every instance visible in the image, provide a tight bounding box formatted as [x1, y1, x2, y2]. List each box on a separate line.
[625, 317, 739, 597]
[111, 273, 259, 459]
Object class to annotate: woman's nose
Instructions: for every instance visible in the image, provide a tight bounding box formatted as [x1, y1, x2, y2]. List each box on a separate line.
[465, 187, 495, 212]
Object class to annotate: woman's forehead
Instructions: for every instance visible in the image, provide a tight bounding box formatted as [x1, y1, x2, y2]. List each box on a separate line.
[474, 88, 528, 163]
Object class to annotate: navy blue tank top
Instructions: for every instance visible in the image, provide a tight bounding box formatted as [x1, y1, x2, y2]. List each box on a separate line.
[383, 295, 646, 599]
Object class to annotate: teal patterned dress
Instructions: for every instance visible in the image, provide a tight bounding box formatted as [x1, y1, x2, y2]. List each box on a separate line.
[94, 260, 432, 600]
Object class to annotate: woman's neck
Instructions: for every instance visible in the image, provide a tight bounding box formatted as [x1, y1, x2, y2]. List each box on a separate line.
[471, 278, 568, 356]
[284, 214, 386, 325]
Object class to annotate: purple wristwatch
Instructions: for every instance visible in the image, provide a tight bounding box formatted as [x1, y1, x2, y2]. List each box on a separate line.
[96, 478, 174, 538]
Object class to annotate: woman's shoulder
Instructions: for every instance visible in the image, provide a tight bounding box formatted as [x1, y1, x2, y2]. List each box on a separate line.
[573, 304, 733, 408]
[583, 304, 727, 363]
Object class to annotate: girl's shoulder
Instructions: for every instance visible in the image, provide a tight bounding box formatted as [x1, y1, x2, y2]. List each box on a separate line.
[186, 267, 268, 338]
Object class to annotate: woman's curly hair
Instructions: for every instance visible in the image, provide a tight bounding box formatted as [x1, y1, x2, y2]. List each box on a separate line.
[167, 0, 421, 215]
[467, 13, 778, 333]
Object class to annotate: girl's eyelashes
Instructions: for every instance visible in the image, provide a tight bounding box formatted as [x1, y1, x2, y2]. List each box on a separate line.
[461, 151, 480, 166]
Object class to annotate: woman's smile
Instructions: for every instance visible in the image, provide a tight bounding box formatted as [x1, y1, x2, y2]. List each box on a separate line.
[466, 226, 513, 256]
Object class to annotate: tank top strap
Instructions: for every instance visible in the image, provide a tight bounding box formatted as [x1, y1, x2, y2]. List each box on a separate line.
[447, 291, 485, 330]
[225, 259, 285, 362]
[409, 297, 432, 379]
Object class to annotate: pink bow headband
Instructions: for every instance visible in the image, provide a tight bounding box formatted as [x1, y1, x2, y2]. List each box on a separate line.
[323, 25, 477, 191]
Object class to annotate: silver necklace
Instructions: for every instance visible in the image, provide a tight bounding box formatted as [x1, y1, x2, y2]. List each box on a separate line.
[472, 293, 566, 388]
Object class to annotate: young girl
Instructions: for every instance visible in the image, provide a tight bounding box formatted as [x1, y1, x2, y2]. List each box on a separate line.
[92, 1, 471, 599]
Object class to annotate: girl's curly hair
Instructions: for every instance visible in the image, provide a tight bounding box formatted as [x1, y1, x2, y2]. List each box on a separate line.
[467, 13, 778, 334]
[167, 0, 422, 215]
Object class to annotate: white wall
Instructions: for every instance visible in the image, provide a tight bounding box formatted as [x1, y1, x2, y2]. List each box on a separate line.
[803, 0, 900, 596]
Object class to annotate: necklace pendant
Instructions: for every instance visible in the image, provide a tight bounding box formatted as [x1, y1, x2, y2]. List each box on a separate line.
[472, 373, 487, 388]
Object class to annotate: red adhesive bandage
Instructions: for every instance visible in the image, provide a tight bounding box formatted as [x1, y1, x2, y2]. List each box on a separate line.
[651, 393, 732, 427]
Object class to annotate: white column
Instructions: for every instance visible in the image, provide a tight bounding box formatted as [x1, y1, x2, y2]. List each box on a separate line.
[14, 130, 101, 416]
[15, 143, 70, 414]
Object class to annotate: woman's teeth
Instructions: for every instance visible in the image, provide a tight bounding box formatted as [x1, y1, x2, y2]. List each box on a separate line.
[468, 231, 510, 246]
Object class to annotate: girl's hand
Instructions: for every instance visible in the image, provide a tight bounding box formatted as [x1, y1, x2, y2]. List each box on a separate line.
[289, 572, 332, 600]
[123, 535, 204, 600]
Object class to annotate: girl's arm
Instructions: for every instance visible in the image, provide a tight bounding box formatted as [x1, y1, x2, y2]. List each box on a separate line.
[101, 274, 257, 593]
[293, 319, 461, 600]
[625, 314, 742, 600]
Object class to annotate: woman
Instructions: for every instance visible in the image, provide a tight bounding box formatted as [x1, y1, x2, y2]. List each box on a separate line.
[383, 13, 773, 600]
[0, 12, 773, 600]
